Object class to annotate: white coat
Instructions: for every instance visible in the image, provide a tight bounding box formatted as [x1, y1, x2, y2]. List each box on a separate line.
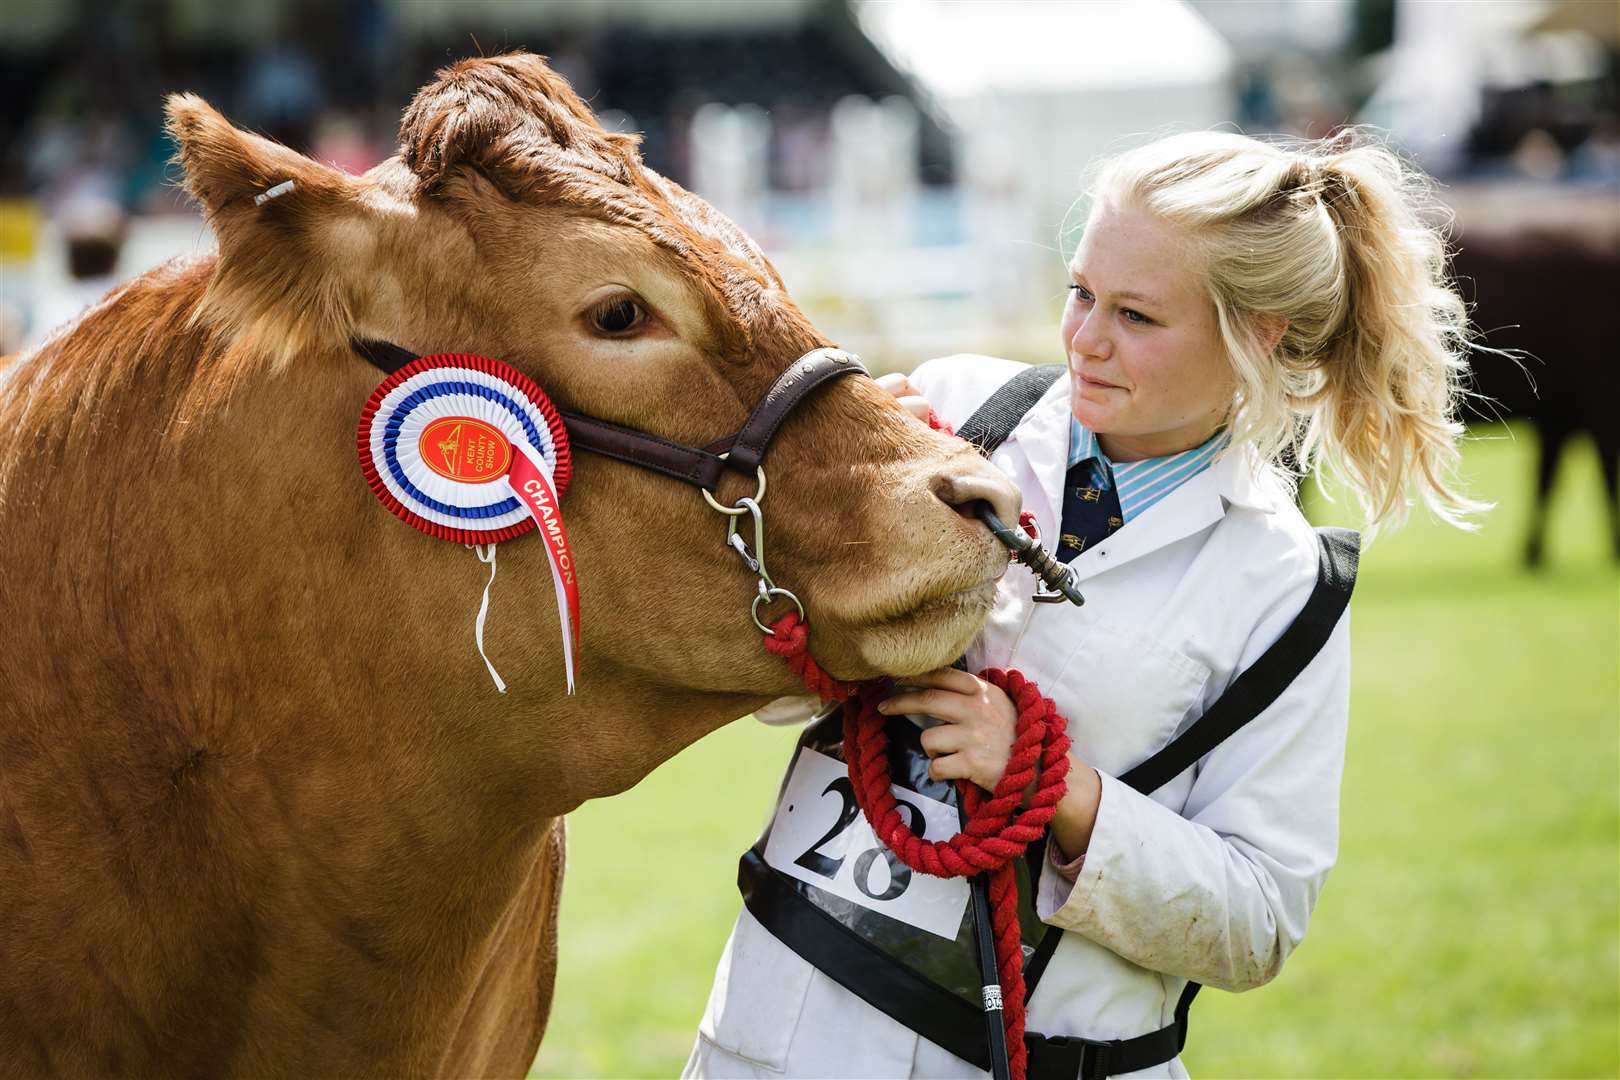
[687, 355, 1352, 1079]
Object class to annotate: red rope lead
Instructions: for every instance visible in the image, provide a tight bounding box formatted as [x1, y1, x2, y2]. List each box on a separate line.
[846, 674, 1070, 1080]
[763, 613, 1071, 1080]
[762, 612, 854, 702]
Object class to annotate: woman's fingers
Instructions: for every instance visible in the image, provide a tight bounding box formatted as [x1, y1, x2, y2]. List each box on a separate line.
[895, 667, 982, 693]
[919, 723, 967, 759]
[877, 688, 971, 724]
[928, 752, 973, 783]
[875, 372, 920, 399]
[878, 668, 1017, 792]
[897, 395, 933, 422]
[875, 373, 934, 423]
[878, 669, 991, 724]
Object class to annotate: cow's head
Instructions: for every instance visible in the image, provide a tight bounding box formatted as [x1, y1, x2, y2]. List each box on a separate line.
[165, 54, 1017, 733]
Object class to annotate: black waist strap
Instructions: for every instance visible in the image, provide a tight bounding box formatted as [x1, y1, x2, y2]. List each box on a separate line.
[1025, 977, 1196, 1080]
[741, 847, 1189, 1078]
[1026, 1021, 1181, 1080]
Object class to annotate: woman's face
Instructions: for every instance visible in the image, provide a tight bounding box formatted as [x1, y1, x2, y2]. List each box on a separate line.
[1060, 202, 1236, 462]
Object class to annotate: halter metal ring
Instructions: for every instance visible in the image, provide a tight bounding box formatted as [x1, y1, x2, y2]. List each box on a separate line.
[751, 586, 805, 634]
[701, 451, 768, 516]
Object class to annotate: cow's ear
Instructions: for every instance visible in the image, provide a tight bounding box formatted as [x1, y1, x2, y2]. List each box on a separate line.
[165, 93, 382, 367]
[167, 93, 355, 217]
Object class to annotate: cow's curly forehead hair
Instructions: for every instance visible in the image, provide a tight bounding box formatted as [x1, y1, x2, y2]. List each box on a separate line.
[397, 54, 784, 336]
[400, 53, 643, 194]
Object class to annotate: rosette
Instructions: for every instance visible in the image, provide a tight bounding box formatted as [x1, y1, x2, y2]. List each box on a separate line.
[357, 353, 579, 690]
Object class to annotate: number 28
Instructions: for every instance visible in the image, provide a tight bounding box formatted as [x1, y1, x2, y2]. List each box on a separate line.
[793, 776, 925, 902]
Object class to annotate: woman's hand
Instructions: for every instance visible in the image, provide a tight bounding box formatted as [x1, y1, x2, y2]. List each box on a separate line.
[880, 668, 1106, 863]
[875, 371, 935, 424]
[876, 668, 1018, 793]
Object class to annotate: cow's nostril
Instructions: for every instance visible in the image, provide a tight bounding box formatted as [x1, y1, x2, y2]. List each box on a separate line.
[931, 468, 1022, 531]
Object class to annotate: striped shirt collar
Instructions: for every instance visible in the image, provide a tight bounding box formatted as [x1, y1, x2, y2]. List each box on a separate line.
[1068, 418, 1231, 523]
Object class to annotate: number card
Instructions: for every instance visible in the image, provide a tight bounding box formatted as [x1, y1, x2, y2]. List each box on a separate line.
[763, 748, 970, 939]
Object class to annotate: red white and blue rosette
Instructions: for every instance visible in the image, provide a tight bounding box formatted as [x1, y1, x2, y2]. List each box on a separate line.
[357, 353, 580, 689]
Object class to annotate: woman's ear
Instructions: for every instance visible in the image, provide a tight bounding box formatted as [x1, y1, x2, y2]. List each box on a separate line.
[166, 93, 394, 369]
[1257, 315, 1289, 357]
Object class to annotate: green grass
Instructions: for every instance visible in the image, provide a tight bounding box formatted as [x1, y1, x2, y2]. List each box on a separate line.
[530, 423, 1618, 1078]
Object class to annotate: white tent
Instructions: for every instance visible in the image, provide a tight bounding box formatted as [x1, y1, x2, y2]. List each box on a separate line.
[859, 0, 1237, 245]
[831, 0, 1236, 356]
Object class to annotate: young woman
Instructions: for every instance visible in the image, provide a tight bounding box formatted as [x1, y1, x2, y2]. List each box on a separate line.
[687, 129, 1483, 1079]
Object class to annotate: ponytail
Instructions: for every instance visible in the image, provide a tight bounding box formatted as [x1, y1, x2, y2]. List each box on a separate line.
[1090, 129, 1488, 533]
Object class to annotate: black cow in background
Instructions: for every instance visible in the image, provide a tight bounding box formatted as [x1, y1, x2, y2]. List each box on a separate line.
[1446, 187, 1620, 567]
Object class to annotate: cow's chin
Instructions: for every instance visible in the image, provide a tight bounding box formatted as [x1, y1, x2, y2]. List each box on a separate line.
[817, 578, 1001, 682]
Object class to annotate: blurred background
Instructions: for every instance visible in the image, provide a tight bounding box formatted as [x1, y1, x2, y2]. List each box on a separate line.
[2, 0, 1614, 1076]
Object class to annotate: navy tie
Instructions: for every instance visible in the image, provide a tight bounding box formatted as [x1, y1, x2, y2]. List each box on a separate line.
[1056, 457, 1124, 562]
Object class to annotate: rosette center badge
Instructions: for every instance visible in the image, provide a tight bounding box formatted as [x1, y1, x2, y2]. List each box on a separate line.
[420, 417, 514, 483]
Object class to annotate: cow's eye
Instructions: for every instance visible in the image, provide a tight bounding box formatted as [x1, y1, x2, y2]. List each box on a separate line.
[589, 296, 646, 336]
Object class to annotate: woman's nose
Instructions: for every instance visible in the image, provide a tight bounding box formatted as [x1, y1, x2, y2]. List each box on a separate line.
[1068, 312, 1110, 360]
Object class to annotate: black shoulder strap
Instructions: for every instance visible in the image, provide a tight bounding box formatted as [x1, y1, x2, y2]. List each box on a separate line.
[953, 363, 1066, 455]
[1118, 526, 1359, 795]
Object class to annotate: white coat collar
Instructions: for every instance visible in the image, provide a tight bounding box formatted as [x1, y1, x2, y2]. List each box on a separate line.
[1005, 377, 1279, 581]
[1215, 444, 1280, 517]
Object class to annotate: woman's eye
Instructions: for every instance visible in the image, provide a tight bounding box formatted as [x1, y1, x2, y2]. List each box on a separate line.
[590, 297, 645, 335]
[1122, 308, 1151, 325]
[1068, 284, 1094, 303]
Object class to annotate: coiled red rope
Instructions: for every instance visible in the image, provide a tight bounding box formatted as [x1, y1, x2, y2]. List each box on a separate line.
[761, 611, 1071, 1080]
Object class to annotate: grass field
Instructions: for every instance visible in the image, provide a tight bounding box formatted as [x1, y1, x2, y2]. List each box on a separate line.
[530, 422, 1618, 1079]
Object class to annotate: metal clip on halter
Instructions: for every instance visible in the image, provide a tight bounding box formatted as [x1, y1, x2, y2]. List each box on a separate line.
[974, 504, 1085, 607]
[704, 456, 807, 633]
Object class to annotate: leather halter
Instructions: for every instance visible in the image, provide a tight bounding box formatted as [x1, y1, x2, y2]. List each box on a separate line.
[351, 337, 867, 491]
[351, 337, 1084, 612]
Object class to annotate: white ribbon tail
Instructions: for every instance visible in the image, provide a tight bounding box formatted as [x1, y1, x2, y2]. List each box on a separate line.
[548, 546, 576, 694]
[471, 543, 508, 694]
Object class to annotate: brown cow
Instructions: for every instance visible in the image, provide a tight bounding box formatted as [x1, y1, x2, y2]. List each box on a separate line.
[1445, 187, 1620, 566]
[0, 55, 1017, 1078]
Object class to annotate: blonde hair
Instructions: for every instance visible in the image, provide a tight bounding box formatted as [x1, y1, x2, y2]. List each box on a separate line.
[1084, 128, 1487, 533]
